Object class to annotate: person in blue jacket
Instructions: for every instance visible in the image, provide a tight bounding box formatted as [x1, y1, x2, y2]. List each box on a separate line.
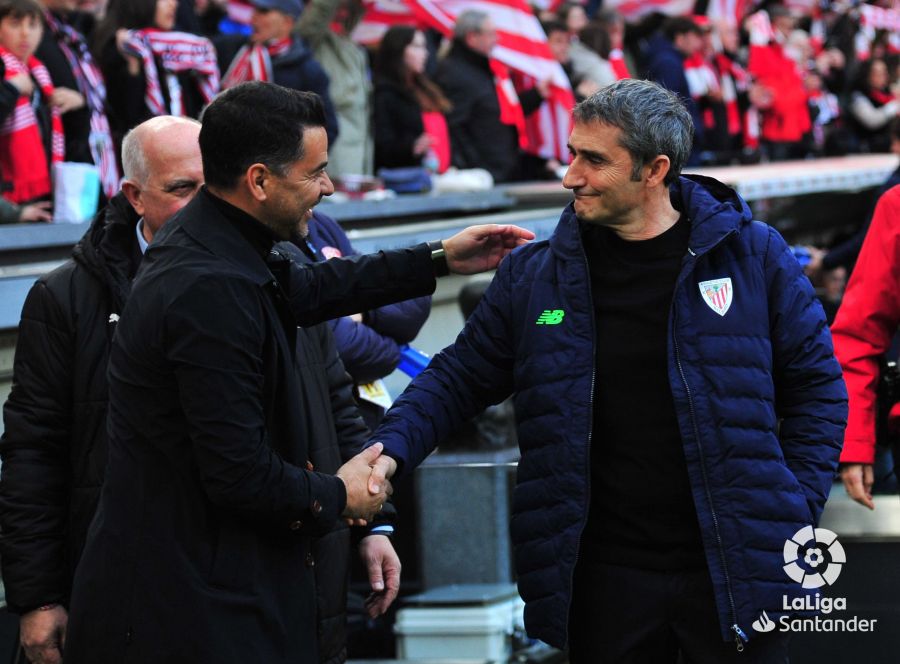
[367, 79, 847, 662]
[304, 211, 431, 427]
[643, 16, 705, 166]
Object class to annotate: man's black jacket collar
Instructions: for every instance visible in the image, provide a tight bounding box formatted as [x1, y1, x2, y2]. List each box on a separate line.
[152, 187, 279, 287]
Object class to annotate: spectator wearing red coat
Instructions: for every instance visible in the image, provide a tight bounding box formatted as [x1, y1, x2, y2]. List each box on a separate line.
[747, 6, 811, 161]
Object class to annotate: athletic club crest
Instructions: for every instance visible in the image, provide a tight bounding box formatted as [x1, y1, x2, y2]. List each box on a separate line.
[698, 278, 733, 316]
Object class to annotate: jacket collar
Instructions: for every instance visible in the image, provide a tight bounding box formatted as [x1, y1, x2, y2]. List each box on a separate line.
[161, 187, 277, 287]
[73, 192, 141, 308]
[549, 174, 751, 259]
[448, 39, 491, 73]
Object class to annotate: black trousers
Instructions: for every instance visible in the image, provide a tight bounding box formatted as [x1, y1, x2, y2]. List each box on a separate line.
[568, 561, 790, 664]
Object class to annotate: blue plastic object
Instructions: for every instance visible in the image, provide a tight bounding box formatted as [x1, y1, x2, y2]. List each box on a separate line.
[397, 345, 431, 378]
[790, 246, 811, 268]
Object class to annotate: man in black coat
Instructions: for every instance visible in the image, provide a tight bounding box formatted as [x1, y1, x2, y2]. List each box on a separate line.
[434, 9, 545, 183]
[0, 114, 203, 664]
[62, 82, 533, 663]
[1, 112, 393, 664]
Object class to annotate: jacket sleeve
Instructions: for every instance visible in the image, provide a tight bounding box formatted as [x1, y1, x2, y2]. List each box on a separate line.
[0, 279, 75, 613]
[0, 196, 22, 223]
[849, 93, 899, 131]
[372, 254, 516, 474]
[310, 216, 432, 381]
[167, 275, 347, 534]
[328, 316, 401, 384]
[831, 187, 900, 464]
[764, 224, 848, 523]
[284, 244, 436, 326]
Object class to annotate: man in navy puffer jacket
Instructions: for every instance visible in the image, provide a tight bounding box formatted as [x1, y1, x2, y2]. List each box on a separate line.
[368, 79, 847, 662]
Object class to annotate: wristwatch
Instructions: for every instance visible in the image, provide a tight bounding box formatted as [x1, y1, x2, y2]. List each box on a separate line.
[427, 240, 450, 277]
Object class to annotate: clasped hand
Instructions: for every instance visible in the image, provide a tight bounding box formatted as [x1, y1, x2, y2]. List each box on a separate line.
[336, 443, 394, 523]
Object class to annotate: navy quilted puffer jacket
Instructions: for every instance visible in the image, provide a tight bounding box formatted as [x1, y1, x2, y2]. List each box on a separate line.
[375, 175, 847, 649]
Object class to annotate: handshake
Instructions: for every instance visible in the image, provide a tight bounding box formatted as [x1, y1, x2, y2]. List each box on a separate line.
[335, 443, 399, 523]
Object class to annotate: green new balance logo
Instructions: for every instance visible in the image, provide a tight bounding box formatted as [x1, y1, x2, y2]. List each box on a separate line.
[536, 309, 565, 325]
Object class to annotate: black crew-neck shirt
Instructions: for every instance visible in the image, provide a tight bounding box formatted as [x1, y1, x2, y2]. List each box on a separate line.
[579, 214, 706, 571]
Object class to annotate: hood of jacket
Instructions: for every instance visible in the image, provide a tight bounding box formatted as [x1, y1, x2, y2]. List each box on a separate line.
[71, 192, 141, 312]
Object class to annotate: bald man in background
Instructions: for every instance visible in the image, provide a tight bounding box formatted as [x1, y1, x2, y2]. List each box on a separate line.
[0, 115, 204, 664]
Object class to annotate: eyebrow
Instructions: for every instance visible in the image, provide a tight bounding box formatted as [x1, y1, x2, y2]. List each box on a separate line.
[161, 179, 199, 192]
[567, 144, 607, 161]
[311, 160, 328, 174]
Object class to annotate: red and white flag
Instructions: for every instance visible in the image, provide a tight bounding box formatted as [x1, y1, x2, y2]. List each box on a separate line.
[351, 0, 425, 45]
[603, 0, 694, 23]
[406, 0, 576, 162]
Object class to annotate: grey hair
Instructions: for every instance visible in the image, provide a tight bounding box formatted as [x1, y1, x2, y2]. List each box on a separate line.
[121, 126, 148, 184]
[573, 79, 694, 186]
[454, 9, 489, 40]
[121, 116, 202, 184]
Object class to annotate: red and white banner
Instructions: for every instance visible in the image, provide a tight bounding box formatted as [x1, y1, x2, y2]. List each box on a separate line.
[603, 0, 694, 23]
[859, 4, 900, 32]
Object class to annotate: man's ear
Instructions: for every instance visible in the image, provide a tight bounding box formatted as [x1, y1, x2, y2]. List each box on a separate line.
[121, 180, 144, 217]
[645, 155, 671, 188]
[246, 164, 269, 202]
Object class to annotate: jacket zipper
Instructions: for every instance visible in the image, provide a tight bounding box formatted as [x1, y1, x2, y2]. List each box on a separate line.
[674, 230, 745, 652]
[564, 234, 596, 649]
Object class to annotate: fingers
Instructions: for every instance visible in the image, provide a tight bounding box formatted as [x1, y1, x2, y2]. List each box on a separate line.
[360, 538, 402, 618]
[841, 464, 875, 510]
[483, 224, 536, 243]
[358, 442, 383, 464]
[368, 455, 397, 495]
[365, 551, 385, 593]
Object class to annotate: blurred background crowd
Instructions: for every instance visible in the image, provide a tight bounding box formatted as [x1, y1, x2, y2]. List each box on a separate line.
[1, 0, 899, 227]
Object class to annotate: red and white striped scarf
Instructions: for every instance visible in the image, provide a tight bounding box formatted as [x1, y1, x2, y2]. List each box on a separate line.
[121, 29, 220, 117]
[43, 10, 119, 198]
[221, 37, 292, 89]
[713, 52, 747, 137]
[0, 48, 64, 204]
[608, 48, 631, 79]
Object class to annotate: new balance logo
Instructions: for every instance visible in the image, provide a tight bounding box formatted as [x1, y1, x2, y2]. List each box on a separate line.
[536, 310, 565, 325]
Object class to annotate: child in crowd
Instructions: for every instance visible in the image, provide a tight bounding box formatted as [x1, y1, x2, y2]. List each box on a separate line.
[0, 0, 63, 208]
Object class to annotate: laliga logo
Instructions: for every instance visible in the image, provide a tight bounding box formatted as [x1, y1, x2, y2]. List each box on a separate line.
[783, 526, 845, 588]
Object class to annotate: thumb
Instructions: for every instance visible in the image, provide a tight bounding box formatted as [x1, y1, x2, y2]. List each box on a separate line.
[367, 553, 385, 592]
[369, 457, 388, 495]
[359, 442, 383, 464]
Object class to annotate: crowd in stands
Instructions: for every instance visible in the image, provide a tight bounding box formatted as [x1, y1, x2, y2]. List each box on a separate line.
[1, 0, 899, 223]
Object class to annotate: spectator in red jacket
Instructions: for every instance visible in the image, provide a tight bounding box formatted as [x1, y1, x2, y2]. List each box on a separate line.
[831, 184, 900, 510]
[0, 0, 63, 206]
[747, 5, 811, 161]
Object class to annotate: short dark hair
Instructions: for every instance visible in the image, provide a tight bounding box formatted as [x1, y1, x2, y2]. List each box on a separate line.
[199, 82, 327, 190]
[662, 16, 701, 42]
[0, 0, 42, 22]
[574, 79, 693, 186]
[541, 20, 568, 38]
